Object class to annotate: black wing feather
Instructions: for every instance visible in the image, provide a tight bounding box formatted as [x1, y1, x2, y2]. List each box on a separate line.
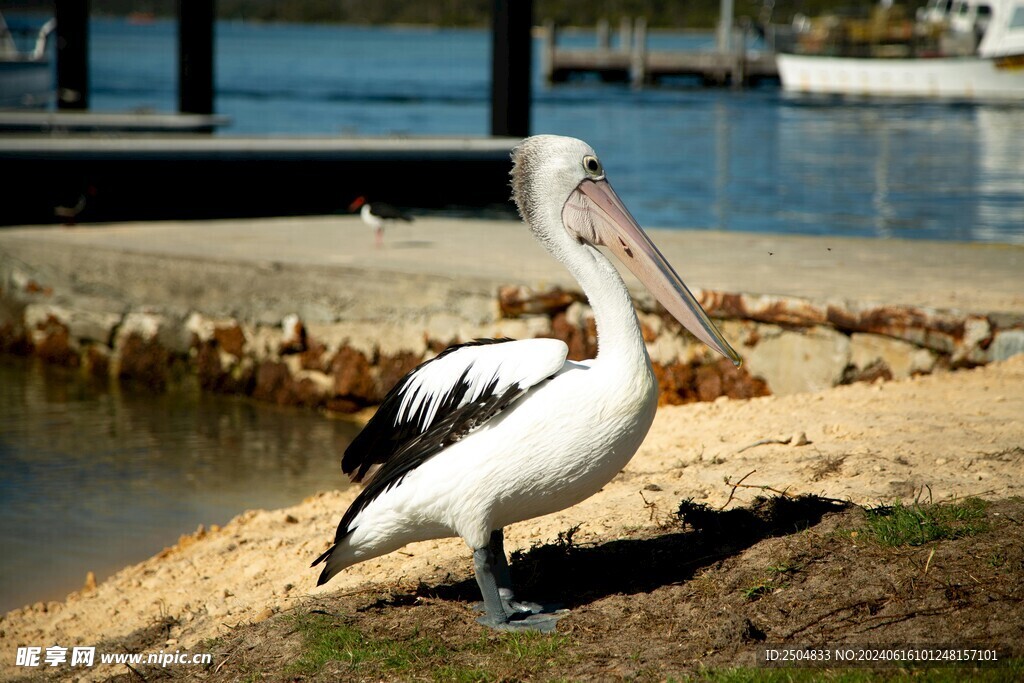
[313, 380, 525, 581]
[341, 338, 513, 482]
[337, 381, 519, 540]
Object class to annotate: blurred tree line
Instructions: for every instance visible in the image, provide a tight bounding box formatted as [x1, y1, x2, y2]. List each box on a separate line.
[6, 0, 927, 29]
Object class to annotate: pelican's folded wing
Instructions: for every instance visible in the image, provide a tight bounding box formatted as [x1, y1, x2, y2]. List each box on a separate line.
[341, 337, 569, 483]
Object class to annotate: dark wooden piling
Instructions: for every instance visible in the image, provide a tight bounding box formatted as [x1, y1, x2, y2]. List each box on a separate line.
[55, 0, 89, 110]
[490, 0, 532, 138]
[597, 18, 610, 50]
[717, 0, 735, 53]
[177, 0, 215, 116]
[618, 17, 632, 52]
[631, 17, 647, 87]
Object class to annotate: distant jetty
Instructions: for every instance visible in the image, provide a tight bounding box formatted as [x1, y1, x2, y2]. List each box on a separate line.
[542, 18, 778, 88]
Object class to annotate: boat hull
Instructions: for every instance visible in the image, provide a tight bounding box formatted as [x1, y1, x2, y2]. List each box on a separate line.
[777, 52, 1024, 101]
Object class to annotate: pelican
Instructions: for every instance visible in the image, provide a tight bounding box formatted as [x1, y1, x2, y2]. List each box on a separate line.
[314, 135, 740, 631]
[348, 196, 414, 248]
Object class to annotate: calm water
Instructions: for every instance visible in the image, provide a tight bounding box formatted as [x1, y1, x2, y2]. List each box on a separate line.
[10, 14, 1024, 243]
[0, 358, 359, 613]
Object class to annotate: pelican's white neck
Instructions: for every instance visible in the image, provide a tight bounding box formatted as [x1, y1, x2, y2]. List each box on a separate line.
[559, 240, 650, 369]
[510, 136, 651, 372]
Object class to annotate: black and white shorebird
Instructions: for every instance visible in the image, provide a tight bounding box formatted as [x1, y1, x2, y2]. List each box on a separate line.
[348, 196, 414, 248]
[314, 135, 741, 631]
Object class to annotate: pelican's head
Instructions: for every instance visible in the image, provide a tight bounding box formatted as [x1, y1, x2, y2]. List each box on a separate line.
[511, 134, 740, 366]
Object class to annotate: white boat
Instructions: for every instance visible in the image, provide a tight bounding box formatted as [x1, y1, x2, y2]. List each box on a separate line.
[776, 0, 1024, 100]
[0, 13, 55, 109]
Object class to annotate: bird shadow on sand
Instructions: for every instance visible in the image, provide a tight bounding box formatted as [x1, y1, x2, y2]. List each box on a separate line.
[412, 495, 851, 610]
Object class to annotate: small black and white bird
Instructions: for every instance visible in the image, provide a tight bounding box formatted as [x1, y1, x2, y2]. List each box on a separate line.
[348, 196, 414, 248]
[315, 135, 740, 632]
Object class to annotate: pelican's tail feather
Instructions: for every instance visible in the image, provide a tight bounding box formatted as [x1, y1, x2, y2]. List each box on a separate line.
[312, 538, 361, 586]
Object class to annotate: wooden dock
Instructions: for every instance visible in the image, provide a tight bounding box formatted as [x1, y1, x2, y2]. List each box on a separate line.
[0, 136, 519, 225]
[543, 19, 778, 88]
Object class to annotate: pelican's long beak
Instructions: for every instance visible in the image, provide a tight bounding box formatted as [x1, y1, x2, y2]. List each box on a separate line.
[567, 179, 741, 366]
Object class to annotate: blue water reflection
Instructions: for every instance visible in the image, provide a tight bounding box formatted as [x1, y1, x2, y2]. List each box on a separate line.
[63, 17, 1023, 242]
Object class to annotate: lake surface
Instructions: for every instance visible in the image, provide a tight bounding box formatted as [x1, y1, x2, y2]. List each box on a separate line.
[0, 358, 359, 613]
[9, 14, 1024, 243]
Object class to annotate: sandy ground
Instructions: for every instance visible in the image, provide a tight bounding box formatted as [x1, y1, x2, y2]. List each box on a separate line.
[1, 355, 1022, 680]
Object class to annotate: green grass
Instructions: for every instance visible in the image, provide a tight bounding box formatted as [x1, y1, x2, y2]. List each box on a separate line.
[742, 580, 775, 601]
[862, 497, 989, 548]
[742, 559, 801, 601]
[987, 551, 1007, 568]
[287, 611, 571, 680]
[287, 613, 440, 676]
[767, 561, 800, 575]
[499, 630, 569, 660]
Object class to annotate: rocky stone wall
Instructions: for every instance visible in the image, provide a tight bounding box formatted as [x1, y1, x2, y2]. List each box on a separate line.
[498, 285, 1024, 400]
[2, 264, 1021, 413]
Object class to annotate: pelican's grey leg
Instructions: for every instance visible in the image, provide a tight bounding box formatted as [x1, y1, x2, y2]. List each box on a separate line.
[473, 545, 511, 627]
[488, 529, 543, 614]
[489, 529, 513, 596]
[473, 531, 567, 633]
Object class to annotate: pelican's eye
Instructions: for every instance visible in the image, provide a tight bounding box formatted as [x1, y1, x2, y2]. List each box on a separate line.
[582, 155, 603, 177]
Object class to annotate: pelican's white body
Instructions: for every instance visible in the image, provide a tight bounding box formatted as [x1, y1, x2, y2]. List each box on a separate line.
[317, 136, 735, 596]
[339, 359, 655, 565]
[328, 244, 658, 571]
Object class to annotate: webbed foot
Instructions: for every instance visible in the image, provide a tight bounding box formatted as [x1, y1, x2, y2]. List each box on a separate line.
[476, 606, 568, 633]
